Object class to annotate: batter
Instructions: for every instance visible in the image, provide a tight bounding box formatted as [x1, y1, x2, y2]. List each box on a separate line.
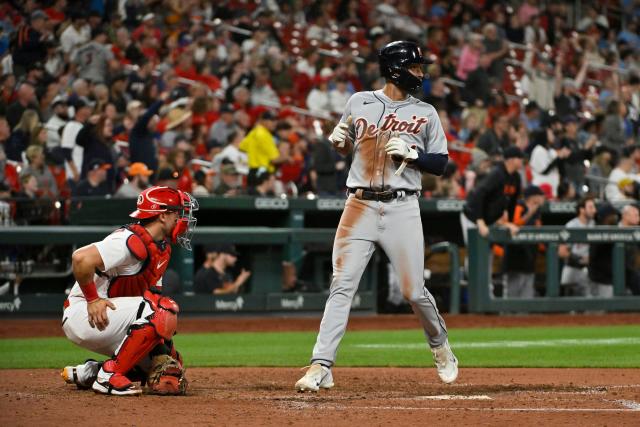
[296, 41, 458, 392]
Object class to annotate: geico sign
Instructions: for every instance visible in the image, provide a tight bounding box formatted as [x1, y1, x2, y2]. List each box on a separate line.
[317, 199, 345, 210]
[436, 200, 464, 211]
[254, 198, 289, 210]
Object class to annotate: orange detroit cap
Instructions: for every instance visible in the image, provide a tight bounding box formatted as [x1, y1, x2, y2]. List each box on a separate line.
[128, 162, 154, 177]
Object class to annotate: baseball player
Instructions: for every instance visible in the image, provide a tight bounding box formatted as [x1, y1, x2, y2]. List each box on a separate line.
[60, 186, 198, 395]
[296, 41, 458, 392]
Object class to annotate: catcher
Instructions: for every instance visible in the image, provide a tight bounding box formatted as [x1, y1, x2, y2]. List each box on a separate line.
[60, 186, 198, 396]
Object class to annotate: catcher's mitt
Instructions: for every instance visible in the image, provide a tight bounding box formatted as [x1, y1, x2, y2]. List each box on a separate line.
[145, 355, 188, 395]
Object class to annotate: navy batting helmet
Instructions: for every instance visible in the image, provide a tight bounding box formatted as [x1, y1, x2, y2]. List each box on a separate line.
[378, 41, 431, 93]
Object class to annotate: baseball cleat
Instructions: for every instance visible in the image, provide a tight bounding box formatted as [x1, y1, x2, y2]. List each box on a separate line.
[295, 364, 334, 392]
[431, 340, 458, 384]
[61, 359, 101, 389]
[92, 366, 142, 396]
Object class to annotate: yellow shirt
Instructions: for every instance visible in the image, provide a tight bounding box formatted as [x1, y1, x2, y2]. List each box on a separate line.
[239, 124, 279, 173]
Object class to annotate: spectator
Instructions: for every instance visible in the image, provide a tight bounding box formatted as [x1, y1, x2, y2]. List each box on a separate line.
[240, 111, 283, 185]
[456, 33, 483, 81]
[11, 10, 50, 76]
[21, 145, 58, 198]
[212, 129, 249, 176]
[155, 167, 179, 189]
[72, 26, 116, 85]
[160, 107, 192, 149]
[250, 67, 280, 108]
[45, 95, 69, 149]
[77, 115, 116, 182]
[60, 12, 90, 55]
[605, 146, 640, 201]
[587, 147, 614, 197]
[6, 83, 37, 129]
[167, 149, 193, 193]
[558, 115, 597, 195]
[503, 185, 545, 298]
[208, 103, 236, 149]
[6, 109, 40, 162]
[463, 54, 492, 107]
[60, 98, 93, 183]
[309, 130, 338, 196]
[529, 128, 571, 198]
[214, 163, 242, 196]
[193, 244, 251, 295]
[587, 203, 620, 298]
[482, 23, 508, 85]
[113, 162, 152, 198]
[600, 100, 629, 152]
[129, 94, 166, 174]
[71, 158, 110, 197]
[329, 78, 351, 114]
[476, 115, 510, 158]
[247, 168, 276, 197]
[306, 77, 331, 115]
[14, 173, 51, 225]
[559, 196, 597, 296]
[192, 169, 212, 197]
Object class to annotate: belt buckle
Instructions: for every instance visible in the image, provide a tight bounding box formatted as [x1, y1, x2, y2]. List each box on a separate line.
[379, 191, 393, 202]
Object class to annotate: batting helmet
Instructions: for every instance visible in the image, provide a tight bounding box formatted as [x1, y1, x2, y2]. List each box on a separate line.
[378, 41, 431, 93]
[130, 186, 199, 250]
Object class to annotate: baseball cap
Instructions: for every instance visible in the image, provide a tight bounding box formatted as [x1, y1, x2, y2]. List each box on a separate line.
[220, 103, 235, 114]
[260, 110, 277, 121]
[218, 244, 239, 257]
[143, 13, 155, 21]
[503, 146, 524, 159]
[87, 158, 111, 171]
[128, 162, 153, 177]
[523, 184, 545, 198]
[220, 164, 239, 175]
[72, 96, 95, 110]
[562, 114, 579, 125]
[157, 167, 179, 181]
[51, 94, 68, 107]
[31, 10, 48, 21]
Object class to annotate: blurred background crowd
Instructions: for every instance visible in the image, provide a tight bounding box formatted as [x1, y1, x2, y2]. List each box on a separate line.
[0, 0, 639, 226]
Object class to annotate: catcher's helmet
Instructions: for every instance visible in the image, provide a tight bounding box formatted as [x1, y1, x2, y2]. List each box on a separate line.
[378, 41, 430, 93]
[130, 186, 199, 250]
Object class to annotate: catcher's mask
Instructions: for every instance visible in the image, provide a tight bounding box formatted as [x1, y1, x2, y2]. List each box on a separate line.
[130, 186, 199, 250]
[378, 40, 431, 93]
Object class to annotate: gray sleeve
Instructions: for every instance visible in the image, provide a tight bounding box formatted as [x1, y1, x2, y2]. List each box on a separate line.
[339, 94, 355, 124]
[424, 106, 448, 155]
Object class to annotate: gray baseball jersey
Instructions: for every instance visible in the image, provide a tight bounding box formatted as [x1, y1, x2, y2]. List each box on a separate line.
[341, 89, 448, 191]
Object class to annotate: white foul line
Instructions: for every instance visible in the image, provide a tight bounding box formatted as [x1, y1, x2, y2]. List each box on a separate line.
[411, 395, 492, 400]
[319, 405, 640, 413]
[352, 337, 640, 350]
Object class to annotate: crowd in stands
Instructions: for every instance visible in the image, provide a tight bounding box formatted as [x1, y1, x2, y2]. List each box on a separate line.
[0, 0, 639, 226]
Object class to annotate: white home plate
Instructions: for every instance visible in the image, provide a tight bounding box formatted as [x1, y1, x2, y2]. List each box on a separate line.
[414, 395, 492, 400]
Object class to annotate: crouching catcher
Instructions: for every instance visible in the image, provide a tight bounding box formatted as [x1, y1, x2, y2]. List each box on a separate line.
[60, 186, 198, 396]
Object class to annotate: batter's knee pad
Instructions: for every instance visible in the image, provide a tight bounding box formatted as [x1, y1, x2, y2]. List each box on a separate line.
[144, 290, 179, 340]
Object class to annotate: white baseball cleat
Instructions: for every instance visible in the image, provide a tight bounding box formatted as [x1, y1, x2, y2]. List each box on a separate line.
[295, 364, 334, 392]
[91, 364, 142, 396]
[431, 340, 458, 384]
[61, 359, 101, 389]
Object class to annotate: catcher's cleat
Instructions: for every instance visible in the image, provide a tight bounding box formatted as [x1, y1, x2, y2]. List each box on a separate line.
[61, 359, 101, 390]
[92, 361, 142, 396]
[295, 364, 334, 392]
[431, 340, 458, 384]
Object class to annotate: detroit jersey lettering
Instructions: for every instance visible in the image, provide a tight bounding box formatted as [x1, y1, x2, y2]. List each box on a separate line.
[341, 89, 448, 191]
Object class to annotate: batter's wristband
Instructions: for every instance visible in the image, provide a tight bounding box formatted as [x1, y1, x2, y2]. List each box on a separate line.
[80, 282, 99, 303]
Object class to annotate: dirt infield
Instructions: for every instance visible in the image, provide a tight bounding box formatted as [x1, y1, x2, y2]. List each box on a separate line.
[2, 367, 640, 426]
[2, 313, 640, 425]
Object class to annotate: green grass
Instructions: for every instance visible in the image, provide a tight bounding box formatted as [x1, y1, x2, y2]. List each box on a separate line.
[1, 325, 639, 369]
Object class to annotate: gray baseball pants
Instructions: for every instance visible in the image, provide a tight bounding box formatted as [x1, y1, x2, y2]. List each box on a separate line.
[310, 194, 449, 366]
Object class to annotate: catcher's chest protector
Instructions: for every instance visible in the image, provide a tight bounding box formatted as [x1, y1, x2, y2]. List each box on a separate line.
[107, 224, 172, 298]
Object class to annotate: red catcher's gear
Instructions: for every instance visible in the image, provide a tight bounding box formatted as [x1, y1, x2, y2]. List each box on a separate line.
[102, 290, 179, 376]
[107, 224, 171, 298]
[129, 186, 199, 250]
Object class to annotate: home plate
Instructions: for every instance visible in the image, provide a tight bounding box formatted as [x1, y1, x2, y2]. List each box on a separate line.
[414, 395, 492, 400]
